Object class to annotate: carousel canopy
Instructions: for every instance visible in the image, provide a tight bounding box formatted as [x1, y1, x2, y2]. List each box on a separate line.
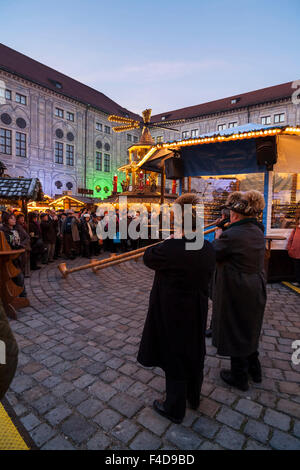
[0, 177, 43, 201]
[140, 123, 300, 177]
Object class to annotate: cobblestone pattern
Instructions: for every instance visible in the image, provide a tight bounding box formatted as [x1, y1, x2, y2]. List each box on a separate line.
[3, 256, 300, 450]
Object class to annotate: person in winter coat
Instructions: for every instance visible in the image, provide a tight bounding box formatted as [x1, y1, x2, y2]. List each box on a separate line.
[62, 211, 80, 259]
[15, 213, 31, 276]
[40, 213, 57, 263]
[206, 207, 230, 338]
[28, 212, 44, 270]
[137, 194, 216, 423]
[287, 212, 300, 287]
[80, 214, 93, 258]
[212, 190, 266, 391]
[0, 298, 18, 400]
[1, 212, 27, 297]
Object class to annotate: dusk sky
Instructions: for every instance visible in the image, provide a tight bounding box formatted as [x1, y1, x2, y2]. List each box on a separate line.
[2, 0, 300, 115]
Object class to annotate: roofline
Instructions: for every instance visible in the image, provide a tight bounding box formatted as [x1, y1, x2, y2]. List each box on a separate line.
[0, 65, 116, 116]
[151, 83, 294, 124]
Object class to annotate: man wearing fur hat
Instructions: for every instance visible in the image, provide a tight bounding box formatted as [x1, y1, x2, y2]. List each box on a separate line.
[212, 190, 266, 391]
[138, 194, 216, 423]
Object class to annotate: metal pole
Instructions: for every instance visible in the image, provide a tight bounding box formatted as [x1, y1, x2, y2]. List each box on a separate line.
[160, 166, 165, 205]
[84, 104, 90, 190]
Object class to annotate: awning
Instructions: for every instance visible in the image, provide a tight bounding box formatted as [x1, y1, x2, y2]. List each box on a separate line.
[140, 148, 174, 172]
[140, 124, 300, 178]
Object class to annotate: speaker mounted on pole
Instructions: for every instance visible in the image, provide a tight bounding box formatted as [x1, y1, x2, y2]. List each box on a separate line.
[256, 136, 277, 170]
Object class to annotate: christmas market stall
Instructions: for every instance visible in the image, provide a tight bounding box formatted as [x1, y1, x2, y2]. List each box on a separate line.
[27, 194, 53, 213]
[140, 123, 300, 282]
[49, 193, 101, 212]
[0, 167, 44, 215]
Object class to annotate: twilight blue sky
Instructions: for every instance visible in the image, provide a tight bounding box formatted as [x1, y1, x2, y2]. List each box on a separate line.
[1, 0, 300, 114]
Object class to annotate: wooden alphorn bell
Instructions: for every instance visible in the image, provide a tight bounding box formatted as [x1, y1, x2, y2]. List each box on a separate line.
[58, 242, 161, 278]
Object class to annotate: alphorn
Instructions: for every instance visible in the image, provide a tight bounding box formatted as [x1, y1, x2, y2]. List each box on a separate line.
[58, 226, 218, 278]
[58, 241, 161, 278]
[92, 226, 218, 272]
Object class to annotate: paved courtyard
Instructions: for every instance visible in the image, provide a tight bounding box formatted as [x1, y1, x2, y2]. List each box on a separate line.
[4, 255, 300, 450]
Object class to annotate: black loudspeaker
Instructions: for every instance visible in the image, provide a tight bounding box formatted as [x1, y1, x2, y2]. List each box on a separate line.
[164, 157, 184, 179]
[256, 136, 277, 170]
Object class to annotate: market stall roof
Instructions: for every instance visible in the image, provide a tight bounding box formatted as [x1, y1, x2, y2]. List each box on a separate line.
[140, 123, 300, 176]
[0, 177, 43, 201]
[50, 195, 102, 206]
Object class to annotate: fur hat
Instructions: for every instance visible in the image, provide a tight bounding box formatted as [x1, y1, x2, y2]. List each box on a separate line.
[174, 193, 201, 207]
[225, 190, 265, 216]
[243, 190, 265, 216]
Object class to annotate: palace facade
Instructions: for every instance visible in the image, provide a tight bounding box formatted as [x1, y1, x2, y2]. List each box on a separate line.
[0, 44, 140, 198]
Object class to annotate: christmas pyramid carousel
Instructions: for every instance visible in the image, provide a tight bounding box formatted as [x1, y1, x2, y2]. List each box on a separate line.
[99, 109, 178, 207]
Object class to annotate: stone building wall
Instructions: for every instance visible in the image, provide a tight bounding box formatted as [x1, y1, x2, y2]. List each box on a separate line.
[151, 99, 300, 143]
[0, 70, 140, 198]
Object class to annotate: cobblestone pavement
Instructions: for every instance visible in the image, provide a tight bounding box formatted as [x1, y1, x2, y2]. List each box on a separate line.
[4, 255, 300, 450]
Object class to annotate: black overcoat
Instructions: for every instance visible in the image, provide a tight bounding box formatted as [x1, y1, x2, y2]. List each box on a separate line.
[137, 238, 215, 381]
[211, 218, 267, 357]
[40, 220, 57, 244]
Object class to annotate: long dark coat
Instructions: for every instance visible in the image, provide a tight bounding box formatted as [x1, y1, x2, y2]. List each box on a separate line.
[40, 220, 57, 244]
[137, 238, 215, 381]
[211, 218, 266, 357]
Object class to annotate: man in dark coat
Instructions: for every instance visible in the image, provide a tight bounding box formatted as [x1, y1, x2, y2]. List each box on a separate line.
[212, 190, 266, 391]
[40, 213, 57, 263]
[80, 214, 93, 258]
[137, 194, 216, 423]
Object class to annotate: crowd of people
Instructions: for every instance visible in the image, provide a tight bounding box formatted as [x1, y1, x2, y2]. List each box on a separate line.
[0, 206, 153, 300]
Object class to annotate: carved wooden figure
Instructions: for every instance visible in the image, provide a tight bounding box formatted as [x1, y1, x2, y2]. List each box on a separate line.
[0, 232, 30, 319]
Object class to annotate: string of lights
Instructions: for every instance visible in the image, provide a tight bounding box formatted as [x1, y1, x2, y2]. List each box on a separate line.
[156, 126, 300, 149]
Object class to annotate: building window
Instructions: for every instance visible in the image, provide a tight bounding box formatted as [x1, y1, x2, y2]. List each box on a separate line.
[0, 128, 12, 154]
[182, 131, 189, 139]
[55, 107, 64, 118]
[96, 152, 102, 171]
[218, 124, 226, 131]
[156, 136, 163, 143]
[191, 129, 199, 138]
[261, 116, 271, 125]
[133, 136, 138, 143]
[0, 89, 12, 100]
[66, 111, 74, 122]
[55, 141, 64, 164]
[96, 122, 103, 131]
[274, 113, 285, 124]
[16, 132, 26, 157]
[15, 93, 27, 105]
[66, 144, 74, 166]
[104, 154, 110, 172]
[104, 125, 110, 134]
[127, 134, 132, 142]
[228, 122, 238, 128]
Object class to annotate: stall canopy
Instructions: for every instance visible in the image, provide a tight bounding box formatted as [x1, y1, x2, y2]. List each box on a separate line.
[0, 177, 43, 201]
[140, 123, 300, 177]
